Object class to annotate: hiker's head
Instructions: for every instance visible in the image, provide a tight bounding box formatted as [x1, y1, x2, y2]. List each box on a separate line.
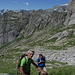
[39, 54, 43, 58]
[27, 50, 34, 58]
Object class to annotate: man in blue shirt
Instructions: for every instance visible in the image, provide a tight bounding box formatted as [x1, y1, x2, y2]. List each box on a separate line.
[36, 54, 48, 75]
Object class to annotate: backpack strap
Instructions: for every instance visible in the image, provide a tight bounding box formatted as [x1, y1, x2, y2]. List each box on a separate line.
[24, 56, 28, 64]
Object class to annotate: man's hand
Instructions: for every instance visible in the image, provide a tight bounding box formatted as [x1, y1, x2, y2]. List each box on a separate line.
[41, 71, 45, 74]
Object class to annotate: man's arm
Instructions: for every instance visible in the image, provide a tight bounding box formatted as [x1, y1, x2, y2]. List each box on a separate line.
[20, 66, 27, 75]
[32, 61, 45, 74]
[37, 60, 46, 64]
[40, 60, 46, 63]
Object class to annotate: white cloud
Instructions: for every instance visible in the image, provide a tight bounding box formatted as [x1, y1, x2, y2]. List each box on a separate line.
[26, 2, 29, 5]
[24, 2, 29, 5]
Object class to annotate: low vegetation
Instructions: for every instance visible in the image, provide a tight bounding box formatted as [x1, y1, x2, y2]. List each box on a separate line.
[0, 53, 75, 75]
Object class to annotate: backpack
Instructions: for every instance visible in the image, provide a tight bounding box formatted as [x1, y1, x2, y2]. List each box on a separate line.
[17, 53, 27, 74]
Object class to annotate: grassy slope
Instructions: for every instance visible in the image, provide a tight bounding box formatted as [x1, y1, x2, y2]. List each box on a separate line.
[0, 24, 75, 75]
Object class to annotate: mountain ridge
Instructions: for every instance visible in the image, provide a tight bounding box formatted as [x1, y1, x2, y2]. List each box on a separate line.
[0, 0, 75, 50]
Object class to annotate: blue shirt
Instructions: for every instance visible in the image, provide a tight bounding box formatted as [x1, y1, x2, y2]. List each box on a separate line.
[36, 57, 46, 67]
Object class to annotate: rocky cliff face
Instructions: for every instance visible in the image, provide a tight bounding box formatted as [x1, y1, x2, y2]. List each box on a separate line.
[0, 10, 67, 47]
[0, 0, 75, 49]
[64, 0, 75, 25]
[23, 10, 67, 36]
[0, 11, 30, 46]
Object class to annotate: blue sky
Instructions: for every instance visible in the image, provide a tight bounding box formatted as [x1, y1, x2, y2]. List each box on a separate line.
[0, 0, 70, 10]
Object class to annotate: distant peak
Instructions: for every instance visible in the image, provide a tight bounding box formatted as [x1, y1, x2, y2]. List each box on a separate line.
[60, 3, 68, 6]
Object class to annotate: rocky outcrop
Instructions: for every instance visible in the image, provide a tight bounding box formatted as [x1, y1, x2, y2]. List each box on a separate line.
[33, 46, 75, 65]
[0, 9, 8, 15]
[0, 11, 30, 46]
[64, 0, 75, 25]
[45, 4, 68, 13]
[0, 73, 9, 75]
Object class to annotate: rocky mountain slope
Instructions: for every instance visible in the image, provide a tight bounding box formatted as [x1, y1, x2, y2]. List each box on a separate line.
[0, 6, 69, 47]
[0, 0, 75, 66]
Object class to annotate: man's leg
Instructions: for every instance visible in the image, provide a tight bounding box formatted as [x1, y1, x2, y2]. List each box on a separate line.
[41, 72, 48, 75]
[24, 72, 30, 75]
[38, 72, 41, 75]
[38, 67, 41, 75]
[43, 67, 48, 75]
[46, 73, 48, 75]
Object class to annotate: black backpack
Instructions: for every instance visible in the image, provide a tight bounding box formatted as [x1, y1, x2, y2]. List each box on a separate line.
[17, 53, 27, 74]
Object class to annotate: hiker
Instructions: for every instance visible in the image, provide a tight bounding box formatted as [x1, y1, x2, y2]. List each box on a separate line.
[36, 54, 48, 75]
[19, 50, 45, 75]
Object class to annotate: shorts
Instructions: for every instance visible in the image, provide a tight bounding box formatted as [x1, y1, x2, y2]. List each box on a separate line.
[20, 71, 30, 75]
[19, 68, 30, 75]
[24, 72, 30, 75]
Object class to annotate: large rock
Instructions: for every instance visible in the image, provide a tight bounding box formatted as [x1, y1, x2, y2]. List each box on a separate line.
[0, 73, 10, 75]
[68, 13, 75, 25]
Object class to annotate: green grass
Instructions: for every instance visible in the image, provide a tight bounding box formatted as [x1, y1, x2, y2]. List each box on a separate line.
[0, 57, 17, 75]
[44, 37, 58, 43]
[28, 40, 44, 46]
[0, 48, 29, 75]
[48, 66, 75, 75]
[31, 65, 75, 75]
[15, 35, 24, 42]
[47, 60, 67, 65]
[0, 55, 75, 75]
[45, 45, 67, 50]
[0, 42, 12, 50]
